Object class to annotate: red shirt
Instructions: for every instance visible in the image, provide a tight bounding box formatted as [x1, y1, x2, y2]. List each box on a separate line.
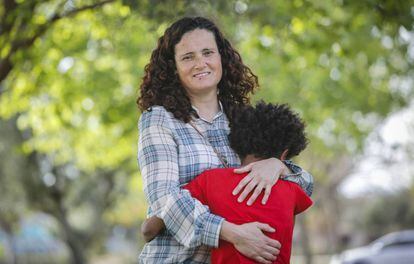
[183, 167, 313, 264]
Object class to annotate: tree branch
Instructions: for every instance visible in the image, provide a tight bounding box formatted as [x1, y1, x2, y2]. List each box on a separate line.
[0, 0, 17, 36]
[3, 0, 17, 10]
[18, 0, 116, 48]
[0, 0, 116, 86]
[49, 0, 116, 23]
[1, 0, 18, 28]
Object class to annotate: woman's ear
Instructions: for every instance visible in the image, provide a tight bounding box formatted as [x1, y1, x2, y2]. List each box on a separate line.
[280, 149, 289, 161]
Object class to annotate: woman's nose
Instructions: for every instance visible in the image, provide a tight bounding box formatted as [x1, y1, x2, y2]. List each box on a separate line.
[194, 55, 207, 70]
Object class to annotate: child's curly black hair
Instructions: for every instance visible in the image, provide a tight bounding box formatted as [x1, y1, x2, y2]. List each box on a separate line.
[229, 101, 308, 160]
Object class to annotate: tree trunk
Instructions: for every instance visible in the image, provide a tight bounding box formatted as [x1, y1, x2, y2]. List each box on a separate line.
[324, 188, 342, 254]
[11, 116, 86, 264]
[2, 228, 17, 264]
[298, 215, 313, 264]
[0, 58, 13, 87]
[55, 207, 86, 264]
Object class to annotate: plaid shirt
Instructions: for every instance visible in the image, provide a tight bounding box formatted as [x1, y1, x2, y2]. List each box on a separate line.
[138, 105, 313, 263]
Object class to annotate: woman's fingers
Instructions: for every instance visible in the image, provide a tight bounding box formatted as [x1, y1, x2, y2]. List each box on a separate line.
[265, 236, 282, 249]
[232, 173, 253, 196]
[265, 244, 281, 256]
[234, 178, 276, 205]
[229, 221, 281, 263]
[254, 223, 279, 262]
[237, 178, 258, 202]
[233, 158, 286, 204]
[261, 184, 273, 205]
[233, 163, 253, 174]
[255, 222, 275, 233]
[247, 182, 265, 205]
[256, 256, 273, 264]
[260, 251, 277, 261]
[237, 158, 286, 203]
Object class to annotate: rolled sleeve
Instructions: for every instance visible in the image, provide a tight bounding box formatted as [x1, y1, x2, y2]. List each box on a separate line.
[282, 160, 314, 196]
[201, 213, 225, 247]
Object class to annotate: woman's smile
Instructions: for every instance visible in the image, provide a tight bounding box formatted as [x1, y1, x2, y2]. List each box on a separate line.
[193, 71, 211, 78]
[174, 29, 222, 96]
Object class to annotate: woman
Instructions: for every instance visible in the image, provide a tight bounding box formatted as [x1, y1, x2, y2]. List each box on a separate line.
[137, 17, 313, 263]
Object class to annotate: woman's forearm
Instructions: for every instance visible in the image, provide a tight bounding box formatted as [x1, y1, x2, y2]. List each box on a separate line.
[139, 109, 223, 248]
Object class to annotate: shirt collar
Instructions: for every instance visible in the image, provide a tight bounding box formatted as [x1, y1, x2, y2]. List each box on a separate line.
[191, 101, 224, 123]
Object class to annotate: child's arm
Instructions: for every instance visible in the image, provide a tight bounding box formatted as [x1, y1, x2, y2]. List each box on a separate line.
[141, 216, 166, 242]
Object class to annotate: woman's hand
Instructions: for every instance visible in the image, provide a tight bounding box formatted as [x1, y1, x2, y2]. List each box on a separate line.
[232, 158, 290, 205]
[220, 221, 281, 264]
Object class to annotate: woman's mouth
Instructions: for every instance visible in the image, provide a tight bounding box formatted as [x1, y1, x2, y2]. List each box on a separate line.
[193, 72, 211, 78]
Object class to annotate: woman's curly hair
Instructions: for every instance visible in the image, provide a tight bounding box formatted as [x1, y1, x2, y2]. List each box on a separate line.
[229, 101, 309, 160]
[137, 16, 259, 123]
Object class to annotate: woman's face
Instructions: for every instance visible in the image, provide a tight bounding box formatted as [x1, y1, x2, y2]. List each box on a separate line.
[174, 29, 222, 98]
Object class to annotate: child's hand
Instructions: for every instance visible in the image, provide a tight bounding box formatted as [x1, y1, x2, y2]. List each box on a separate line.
[141, 216, 165, 242]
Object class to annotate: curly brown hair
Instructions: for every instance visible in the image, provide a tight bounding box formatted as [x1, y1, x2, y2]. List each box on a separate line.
[137, 16, 259, 123]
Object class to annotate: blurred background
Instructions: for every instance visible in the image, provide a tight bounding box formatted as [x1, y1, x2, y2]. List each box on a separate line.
[0, 0, 413, 263]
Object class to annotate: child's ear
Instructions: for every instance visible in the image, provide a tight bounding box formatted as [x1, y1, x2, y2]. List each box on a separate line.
[280, 149, 289, 161]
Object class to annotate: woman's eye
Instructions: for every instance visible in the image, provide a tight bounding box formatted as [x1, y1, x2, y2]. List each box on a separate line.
[203, 50, 214, 56]
[182, 55, 192, 61]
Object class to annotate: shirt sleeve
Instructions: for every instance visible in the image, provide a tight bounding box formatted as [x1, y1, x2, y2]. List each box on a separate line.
[138, 108, 224, 249]
[282, 159, 314, 197]
[293, 184, 313, 215]
[183, 172, 208, 205]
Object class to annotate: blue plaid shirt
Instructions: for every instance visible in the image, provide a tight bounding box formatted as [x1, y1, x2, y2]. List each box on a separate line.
[138, 105, 313, 263]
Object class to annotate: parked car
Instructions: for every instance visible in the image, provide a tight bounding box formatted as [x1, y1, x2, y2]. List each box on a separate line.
[330, 229, 414, 264]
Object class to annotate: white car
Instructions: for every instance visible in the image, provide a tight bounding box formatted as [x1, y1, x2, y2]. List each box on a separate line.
[330, 230, 414, 264]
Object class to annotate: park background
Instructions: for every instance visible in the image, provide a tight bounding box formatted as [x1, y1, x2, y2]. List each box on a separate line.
[0, 0, 413, 263]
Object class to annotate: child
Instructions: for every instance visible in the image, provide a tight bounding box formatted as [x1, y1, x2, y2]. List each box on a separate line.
[141, 102, 313, 264]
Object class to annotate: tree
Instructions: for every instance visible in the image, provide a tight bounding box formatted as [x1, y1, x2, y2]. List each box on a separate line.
[0, 1, 134, 263]
[0, 0, 115, 88]
[0, 118, 26, 264]
[0, 0, 413, 262]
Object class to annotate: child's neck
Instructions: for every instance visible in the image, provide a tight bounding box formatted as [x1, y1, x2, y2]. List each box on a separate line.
[241, 155, 262, 166]
[241, 153, 286, 166]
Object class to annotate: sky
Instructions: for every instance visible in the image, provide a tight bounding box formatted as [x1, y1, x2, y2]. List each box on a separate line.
[340, 102, 414, 198]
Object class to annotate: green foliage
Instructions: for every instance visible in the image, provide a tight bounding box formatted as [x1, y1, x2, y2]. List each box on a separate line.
[0, 0, 413, 259]
[1, 0, 413, 172]
[2, 3, 146, 172]
[234, 1, 413, 156]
